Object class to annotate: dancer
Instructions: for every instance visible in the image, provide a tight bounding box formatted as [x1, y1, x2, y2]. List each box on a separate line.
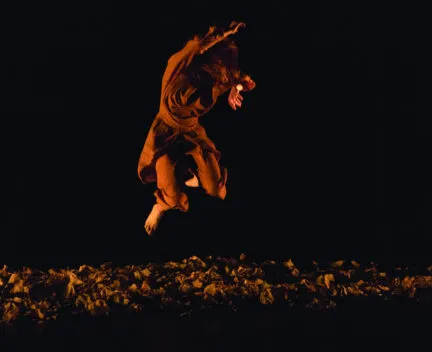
[137, 21, 256, 235]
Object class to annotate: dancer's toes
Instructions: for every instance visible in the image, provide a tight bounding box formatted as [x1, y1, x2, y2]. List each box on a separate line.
[144, 221, 156, 236]
[144, 204, 164, 236]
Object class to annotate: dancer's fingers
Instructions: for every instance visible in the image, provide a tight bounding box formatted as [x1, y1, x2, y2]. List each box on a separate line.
[228, 96, 237, 110]
[234, 96, 242, 107]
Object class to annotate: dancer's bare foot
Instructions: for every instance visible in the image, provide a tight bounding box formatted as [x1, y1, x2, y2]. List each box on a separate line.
[144, 204, 165, 236]
[185, 173, 199, 188]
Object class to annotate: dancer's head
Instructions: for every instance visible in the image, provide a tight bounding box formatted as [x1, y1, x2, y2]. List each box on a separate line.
[199, 38, 241, 85]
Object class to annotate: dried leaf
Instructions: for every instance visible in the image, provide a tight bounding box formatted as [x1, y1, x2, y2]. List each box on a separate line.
[331, 260, 345, 268]
[351, 260, 360, 268]
[8, 273, 18, 284]
[259, 288, 275, 305]
[324, 274, 335, 289]
[192, 279, 203, 289]
[204, 283, 217, 296]
[283, 259, 295, 269]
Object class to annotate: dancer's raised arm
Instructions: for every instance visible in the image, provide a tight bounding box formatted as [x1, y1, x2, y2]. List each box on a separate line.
[199, 21, 246, 54]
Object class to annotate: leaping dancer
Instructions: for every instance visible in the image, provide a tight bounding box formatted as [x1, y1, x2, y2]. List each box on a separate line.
[137, 21, 256, 235]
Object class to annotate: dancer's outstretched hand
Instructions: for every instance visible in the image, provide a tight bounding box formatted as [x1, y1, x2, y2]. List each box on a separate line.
[228, 85, 243, 111]
[229, 21, 246, 34]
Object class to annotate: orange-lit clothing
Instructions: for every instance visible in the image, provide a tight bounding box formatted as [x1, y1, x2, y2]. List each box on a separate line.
[137, 33, 241, 211]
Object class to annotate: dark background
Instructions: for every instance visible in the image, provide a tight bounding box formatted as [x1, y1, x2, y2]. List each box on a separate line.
[5, 1, 430, 268]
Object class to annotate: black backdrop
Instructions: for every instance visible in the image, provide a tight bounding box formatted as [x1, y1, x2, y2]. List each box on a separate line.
[6, 1, 429, 267]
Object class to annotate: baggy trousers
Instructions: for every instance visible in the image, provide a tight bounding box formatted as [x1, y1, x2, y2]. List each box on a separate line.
[154, 147, 227, 212]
